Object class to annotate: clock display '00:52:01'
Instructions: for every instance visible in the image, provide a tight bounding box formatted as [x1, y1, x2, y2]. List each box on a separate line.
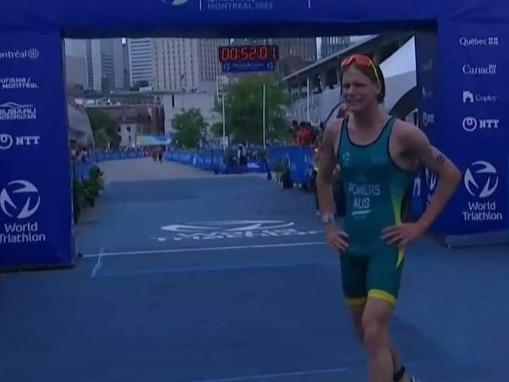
[218, 45, 279, 62]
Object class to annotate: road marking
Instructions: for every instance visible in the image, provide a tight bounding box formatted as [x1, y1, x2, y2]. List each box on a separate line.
[191, 360, 427, 381]
[191, 366, 349, 381]
[90, 247, 105, 277]
[82, 241, 326, 258]
[93, 259, 339, 278]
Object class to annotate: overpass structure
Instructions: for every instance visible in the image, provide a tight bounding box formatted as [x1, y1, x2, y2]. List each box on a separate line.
[283, 33, 417, 124]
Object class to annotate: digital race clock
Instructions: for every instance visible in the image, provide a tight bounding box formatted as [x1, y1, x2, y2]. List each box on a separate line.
[218, 45, 279, 62]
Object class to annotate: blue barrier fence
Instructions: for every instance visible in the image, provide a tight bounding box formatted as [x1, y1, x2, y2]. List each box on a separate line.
[164, 149, 267, 175]
[70, 147, 508, 240]
[163, 146, 429, 221]
[164, 146, 315, 183]
[72, 150, 145, 181]
[71, 147, 422, 216]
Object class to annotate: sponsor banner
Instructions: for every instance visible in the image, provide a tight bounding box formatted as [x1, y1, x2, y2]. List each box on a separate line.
[0, 0, 446, 39]
[432, 21, 508, 234]
[414, 32, 438, 217]
[0, 31, 72, 269]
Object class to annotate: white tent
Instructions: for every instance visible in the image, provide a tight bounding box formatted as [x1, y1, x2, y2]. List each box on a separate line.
[287, 36, 418, 124]
[380, 36, 417, 113]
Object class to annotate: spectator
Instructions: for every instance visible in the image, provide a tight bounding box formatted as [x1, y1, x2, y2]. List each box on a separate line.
[312, 132, 322, 215]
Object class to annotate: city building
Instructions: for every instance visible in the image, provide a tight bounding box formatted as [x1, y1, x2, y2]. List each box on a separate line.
[121, 39, 131, 89]
[89, 40, 112, 91]
[151, 38, 228, 93]
[284, 34, 415, 124]
[231, 38, 267, 46]
[127, 38, 154, 87]
[320, 36, 351, 57]
[64, 40, 88, 89]
[199, 39, 229, 91]
[274, 38, 317, 77]
[85, 103, 165, 148]
[64, 38, 127, 92]
[275, 38, 317, 62]
[153, 38, 198, 92]
[65, 56, 88, 89]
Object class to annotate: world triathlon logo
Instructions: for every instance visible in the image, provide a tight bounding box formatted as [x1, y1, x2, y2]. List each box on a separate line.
[0, 179, 40, 219]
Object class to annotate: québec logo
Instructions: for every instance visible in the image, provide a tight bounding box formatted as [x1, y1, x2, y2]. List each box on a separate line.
[464, 161, 498, 198]
[0, 180, 40, 219]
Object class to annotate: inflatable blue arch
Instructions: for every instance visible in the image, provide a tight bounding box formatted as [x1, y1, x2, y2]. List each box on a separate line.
[0, 0, 508, 269]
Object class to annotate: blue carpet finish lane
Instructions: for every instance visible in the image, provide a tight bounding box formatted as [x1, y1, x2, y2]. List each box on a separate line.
[1, 174, 507, 381]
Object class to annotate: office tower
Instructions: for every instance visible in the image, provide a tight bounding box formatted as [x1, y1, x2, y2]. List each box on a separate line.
[121, 39, 131, 89]
[64, 39, 88, 89]
[275, 38, 317, 62]
[273, 38, 318, 77]
[320, 36, 351, 57]
[152, 38, 229, 92]
[90, 39, 115, 91]
[112, 39, 127, 90]
[72, 38, 124, 92]
[153, 38, 198, 91]
[199, 38, 229, 85]
[231, 38, 272, 46]
[64, 39, 87, 57]
[128, 38, 154, 87]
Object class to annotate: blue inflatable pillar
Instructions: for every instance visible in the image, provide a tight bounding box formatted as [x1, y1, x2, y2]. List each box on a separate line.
[414, 22, 509, 244]
[0, 29, 74, 270]
[414, 32, 438, 219]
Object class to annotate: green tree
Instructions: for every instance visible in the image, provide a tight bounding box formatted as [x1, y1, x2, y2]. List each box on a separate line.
[86, 108, 120, 149]
[210, 120, 225, 138]
[212, 74, 290, 144]
[172, 108, 205, 149]
[93, 128, 110, 149]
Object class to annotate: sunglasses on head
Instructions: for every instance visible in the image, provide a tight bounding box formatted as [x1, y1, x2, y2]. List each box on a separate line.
[340, 54, 381, 85]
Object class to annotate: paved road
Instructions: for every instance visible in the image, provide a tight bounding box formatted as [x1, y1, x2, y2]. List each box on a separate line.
[99, 157, 266, 185]
[0, 157, 507, 382]
[99, 157, 214, 184]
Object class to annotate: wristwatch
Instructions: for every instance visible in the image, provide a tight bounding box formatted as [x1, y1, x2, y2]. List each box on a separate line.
[321, 213, 335, 225]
